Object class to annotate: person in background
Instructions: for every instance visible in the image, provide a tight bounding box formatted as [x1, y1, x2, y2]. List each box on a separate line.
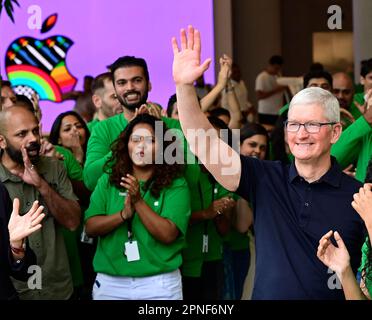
[88, 72, 122, 132]
[49, 111, 90, 166]
[0, 80, 16, 110]
[255, 55, 287, 126]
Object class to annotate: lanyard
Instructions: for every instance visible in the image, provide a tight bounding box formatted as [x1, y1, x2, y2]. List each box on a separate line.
[198, 178, 216, 236]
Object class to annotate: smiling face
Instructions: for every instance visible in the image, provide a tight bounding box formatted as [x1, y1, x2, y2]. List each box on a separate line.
[59, 114, 86, 147]
[113, 66, 151, 111]
[287, 103, 341, 164]
[240, 134, 267, 159]
[128, 123, 157, 167]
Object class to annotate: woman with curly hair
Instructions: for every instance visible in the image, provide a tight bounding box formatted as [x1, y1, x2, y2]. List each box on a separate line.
[317, 159, 372, 299]
[84, 114, 191, 300]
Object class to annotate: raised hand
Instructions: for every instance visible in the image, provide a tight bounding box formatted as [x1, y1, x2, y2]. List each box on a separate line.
[351, 183, 372, 228]
[317, 230, 350, 279]
[8, 198, 45, 246]
[10, 146, 42, 188]
[217, 54, 232, 88]
[172, 25, 212, 86]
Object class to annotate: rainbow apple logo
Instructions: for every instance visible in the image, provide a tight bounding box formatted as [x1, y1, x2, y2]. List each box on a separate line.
[5, 13, 77, 102]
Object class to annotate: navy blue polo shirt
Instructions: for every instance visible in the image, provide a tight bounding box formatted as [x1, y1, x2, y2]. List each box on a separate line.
[237, 155, 366, 300]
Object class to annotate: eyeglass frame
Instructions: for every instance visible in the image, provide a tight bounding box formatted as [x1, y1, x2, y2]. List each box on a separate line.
[284, 120, 337, 133]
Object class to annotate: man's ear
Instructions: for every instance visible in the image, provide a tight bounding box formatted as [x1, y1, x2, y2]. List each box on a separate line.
[92, 94, 102, 109]
[0, 135, 7, 150]
[331, 123, 343, 144]
[148, 81, 152, 93]
[360, 76, 365, 86]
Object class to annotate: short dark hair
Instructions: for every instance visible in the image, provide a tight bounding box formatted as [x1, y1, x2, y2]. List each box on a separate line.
[15, 94, 34, 114]
[207, 116, 233, 148]
[361, 59, 372, 78]
[208, 107, 230, 119]
[303, 70, 333, 88]
[110, 56, 149, 82]
[269, 55, 284, 66]
[167, 94, 177, 118]
[1, 80, 12, 88]
[91, 72, 113, 94]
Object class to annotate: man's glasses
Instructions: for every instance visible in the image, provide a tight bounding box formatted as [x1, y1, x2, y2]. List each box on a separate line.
[284, 121, 337, 133]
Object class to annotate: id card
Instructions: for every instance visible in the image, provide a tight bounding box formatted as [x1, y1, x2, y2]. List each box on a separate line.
[202, 234, 208, 253]
[124, 240, 140, 262]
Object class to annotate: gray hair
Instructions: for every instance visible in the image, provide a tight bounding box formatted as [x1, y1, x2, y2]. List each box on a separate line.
[288, 87, 340, 122]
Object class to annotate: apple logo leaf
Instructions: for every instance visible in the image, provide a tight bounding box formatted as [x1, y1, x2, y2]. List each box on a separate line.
[41, 13, 58, 34]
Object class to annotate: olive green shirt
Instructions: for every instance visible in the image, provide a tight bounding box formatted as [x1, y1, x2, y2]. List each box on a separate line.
[0, 157, 78, 299]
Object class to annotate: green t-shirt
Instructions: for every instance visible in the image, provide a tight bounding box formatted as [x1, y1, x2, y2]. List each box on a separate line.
[85, 173, 191, 277]
[87, 118, 100, 133]
[55, 145, 83, 181]
[331, 115, 372, 182]
[182, 165, 234, 277]
[84, 113, 183, 191]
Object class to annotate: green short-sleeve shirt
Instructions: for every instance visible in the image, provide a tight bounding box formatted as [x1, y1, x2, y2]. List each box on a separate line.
[182, 165, 234, 277]
[55, 145, 83, 181]
[0, 157, 77, 299]
[85, 173, 191, 277]
[87, 118, 100, 133]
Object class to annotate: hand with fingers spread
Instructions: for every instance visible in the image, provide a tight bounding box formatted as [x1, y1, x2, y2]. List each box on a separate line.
[120, 174, 142, 204]
[351, 183, 372, 228]
[10, 145, 42, 188]
[8, 198, 45, 248]
[172, 25, 212, 86]
[317, 230, 350, 280]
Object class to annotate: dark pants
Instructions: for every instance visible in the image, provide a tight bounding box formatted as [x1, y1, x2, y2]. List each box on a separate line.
[223, 246, 250, 300]
[182, 260, 224, 300]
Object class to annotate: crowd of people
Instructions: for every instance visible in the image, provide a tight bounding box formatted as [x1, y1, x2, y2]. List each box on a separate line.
[0, 25, 371, 300]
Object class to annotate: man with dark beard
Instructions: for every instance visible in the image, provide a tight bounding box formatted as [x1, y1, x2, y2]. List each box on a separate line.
[83, 56, 183, 190]
[0, 106, 81, 299]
